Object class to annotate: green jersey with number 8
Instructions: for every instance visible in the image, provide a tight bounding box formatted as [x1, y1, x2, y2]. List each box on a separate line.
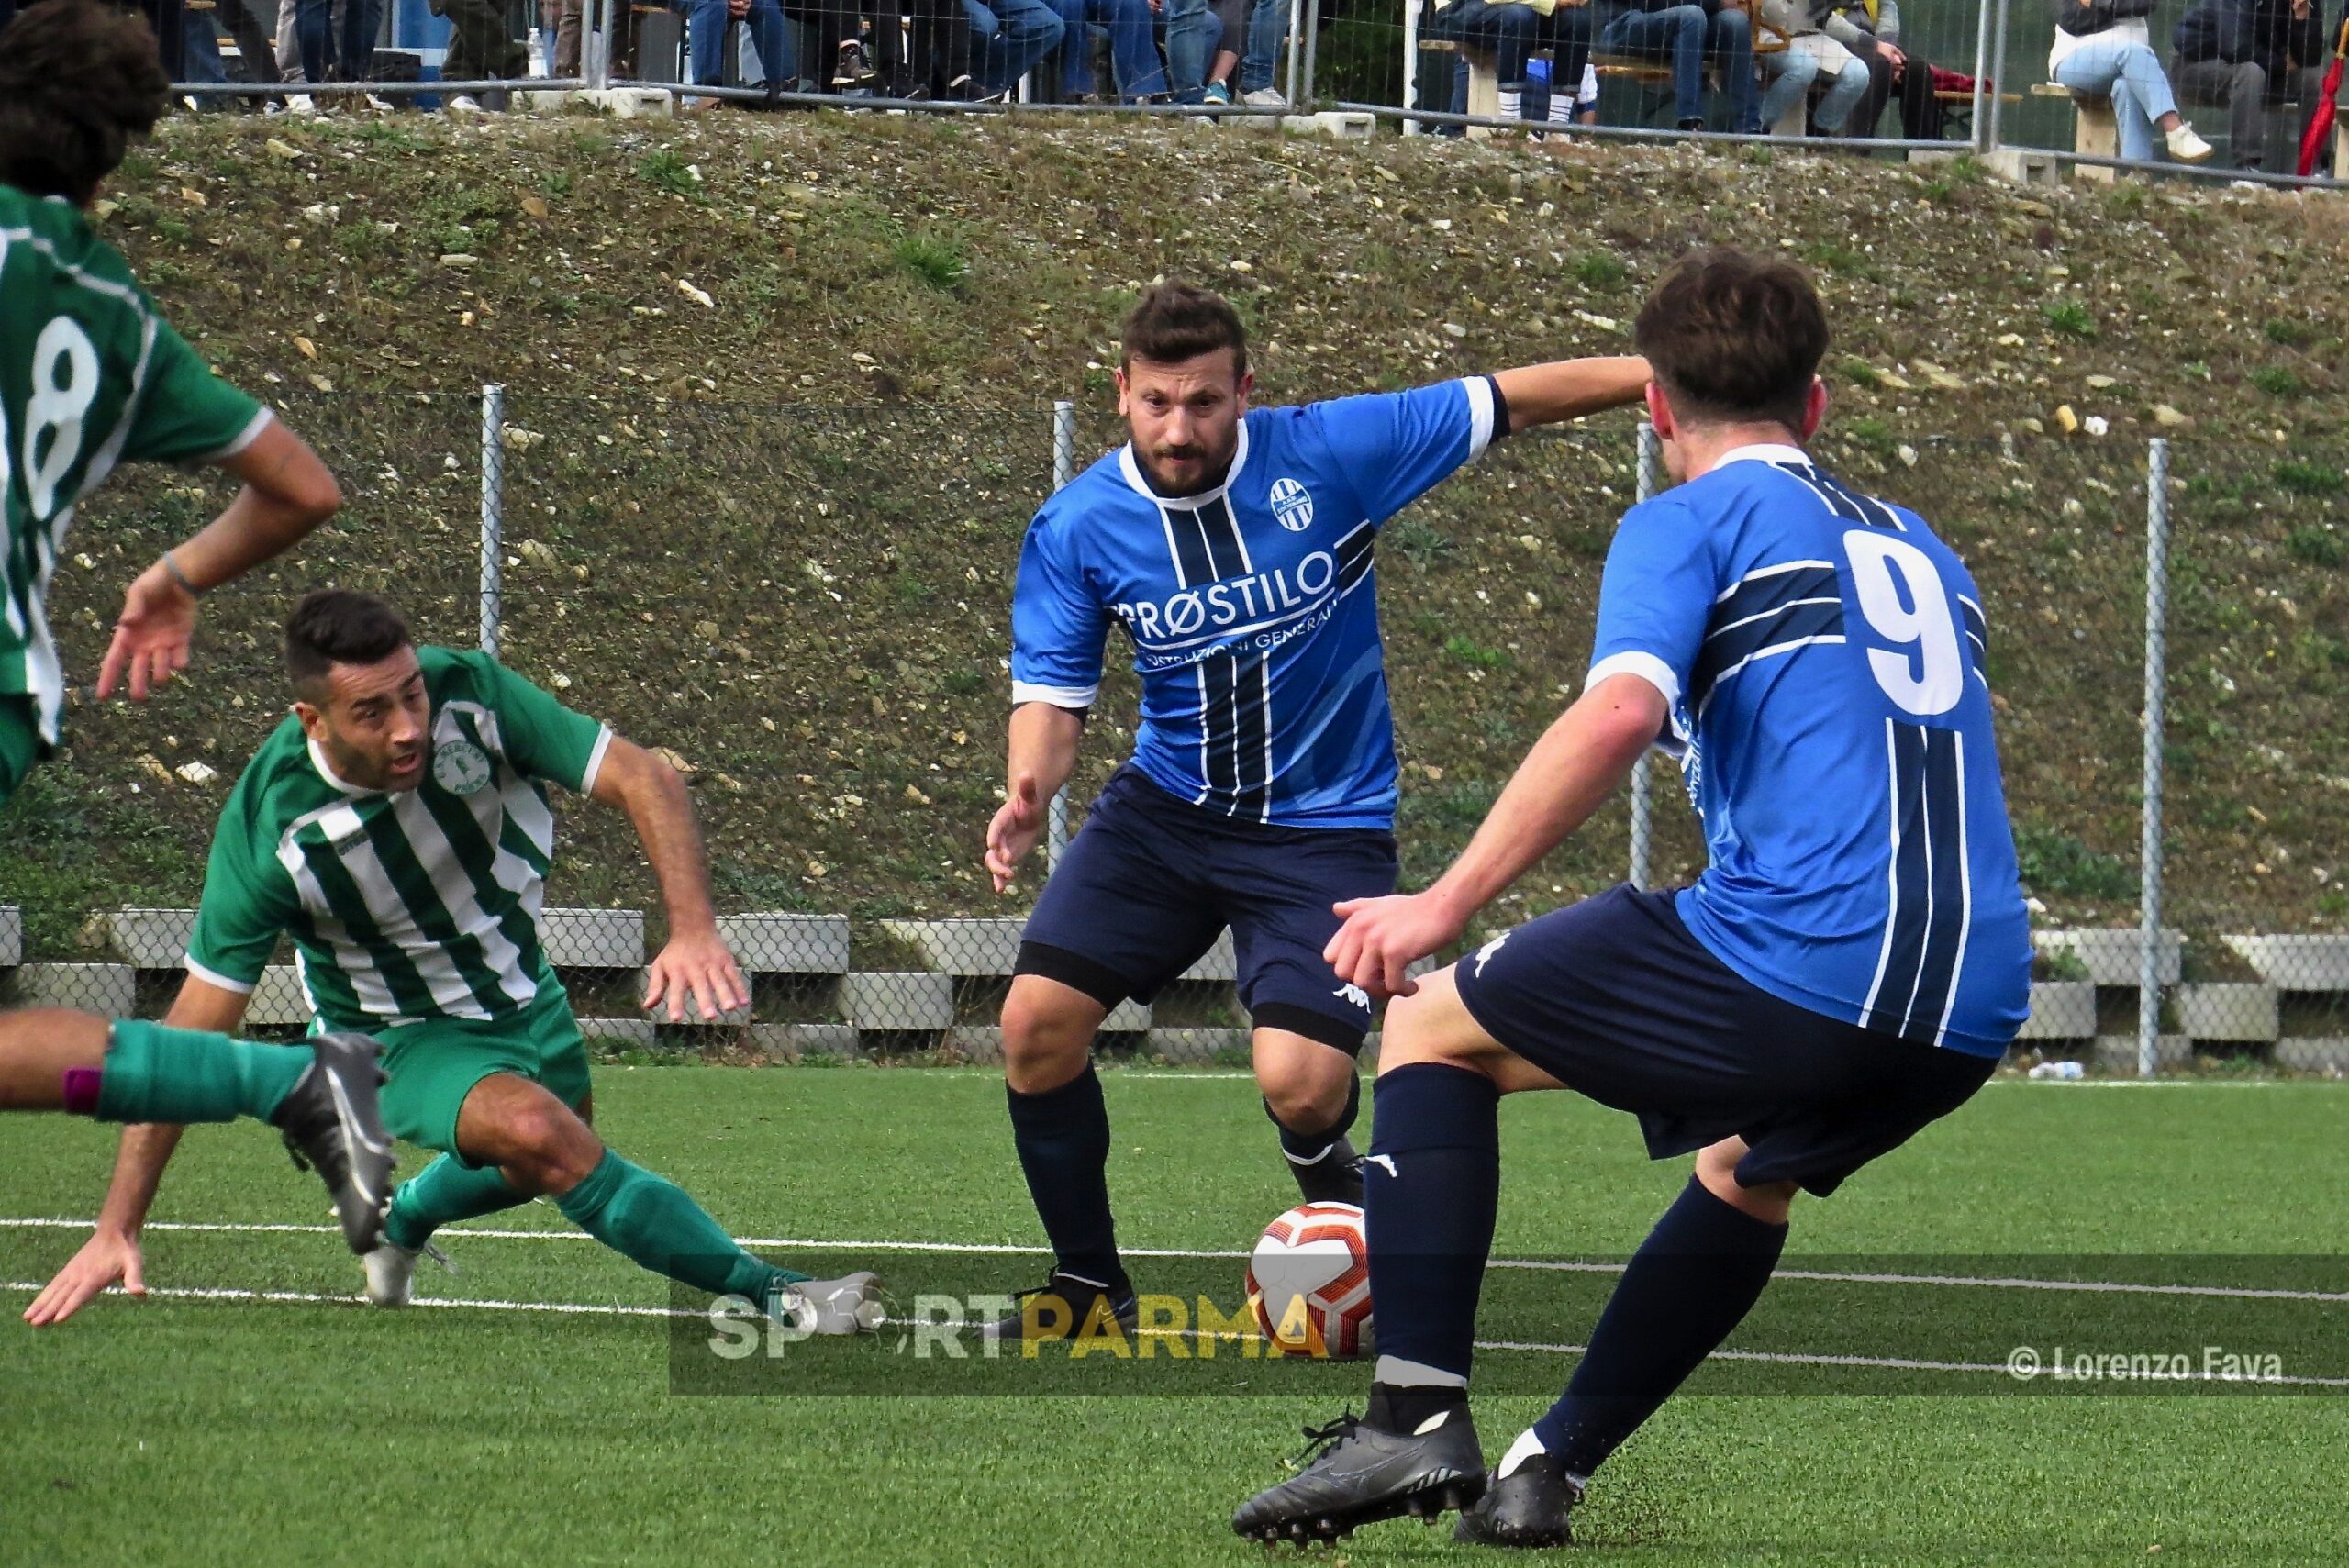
[1, 183, 270, 751]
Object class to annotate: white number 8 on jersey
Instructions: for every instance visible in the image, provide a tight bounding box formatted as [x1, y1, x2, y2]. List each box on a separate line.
[1844, 529, 1965, 717]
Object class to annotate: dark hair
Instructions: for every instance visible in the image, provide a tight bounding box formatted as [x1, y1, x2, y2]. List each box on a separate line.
[286, 590, 413, 694]
[1633, 249, 1831, 434]
[0, 2, 170, 207]
[1120, 282, 1248, 378]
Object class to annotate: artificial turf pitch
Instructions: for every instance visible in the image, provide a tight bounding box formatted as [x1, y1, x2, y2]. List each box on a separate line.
[5, 1066, 2345, 1566]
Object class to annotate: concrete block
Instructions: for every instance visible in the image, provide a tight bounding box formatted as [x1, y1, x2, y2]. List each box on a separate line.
[630, 971, 751, 1025]
[1179, 931, 1238, 983]
[880, 917, 1023, 976]
[585, 87, 672, 118]
[2035, 929, 2182, 987]
[748, 1023, 863, 1060]
[0, 905, 18, 965]
[2220, 935, 2349, 992]
[5, 963, 137, 1013]
[112, 907, 197, 968]
[1280, 110, 1375, 139]
[941, 1025, 1003, 1062]
[248, 966, 315, 1028]
[716, 913, 850, 975]
[2176, 983, 2279, 1043]
[2273, 1038, 2349, 1073]
[576, 1017, 659, 1045]
[2091, 1033, 2192, 1072]
[1982, 149, 2062, 186]
[2016, 982, 2097, 1040]
[542, 908, 645, 968]
[842, 972, 954, 1031]
[1147, 1027, 1249, 1062]
[1103, 998, 1151, 1033]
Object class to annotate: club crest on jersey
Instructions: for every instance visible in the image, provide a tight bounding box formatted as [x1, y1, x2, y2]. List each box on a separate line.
[432, 739, 494, 796]
[1269, 476, 1314, 533]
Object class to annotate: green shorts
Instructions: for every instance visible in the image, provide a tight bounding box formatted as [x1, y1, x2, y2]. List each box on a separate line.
[370, 987, 593, 1162]
[0, 695, 42, 810]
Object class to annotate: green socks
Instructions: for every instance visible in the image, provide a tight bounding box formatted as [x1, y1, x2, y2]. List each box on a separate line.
[384, 1155, 532, 1252]
[94, 1020, 313, 1126]
[554, 1149, 806, 1298]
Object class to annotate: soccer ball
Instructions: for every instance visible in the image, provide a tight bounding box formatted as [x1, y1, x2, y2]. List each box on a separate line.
[1244, 1201, 1375, 1360]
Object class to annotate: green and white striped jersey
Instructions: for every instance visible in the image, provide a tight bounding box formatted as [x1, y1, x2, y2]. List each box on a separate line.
[1, 184, 270, 745]
[186, 647, 613, 1030]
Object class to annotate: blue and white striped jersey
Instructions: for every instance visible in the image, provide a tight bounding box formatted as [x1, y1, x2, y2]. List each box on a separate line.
[1588, 443, 2031, 1056]
[1010, 378, 1499, 829]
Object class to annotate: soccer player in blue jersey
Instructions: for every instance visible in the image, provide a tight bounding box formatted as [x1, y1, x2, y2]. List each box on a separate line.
[982, 281, 1649, 1338]
[1231, 250, 2032, 1546]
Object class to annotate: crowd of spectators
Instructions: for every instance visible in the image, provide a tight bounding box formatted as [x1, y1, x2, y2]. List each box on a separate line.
[2, 0, 2340, 170]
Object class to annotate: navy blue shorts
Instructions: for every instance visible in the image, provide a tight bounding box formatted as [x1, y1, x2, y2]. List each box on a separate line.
[1017, 764, 1399, 1053]
[1453, 884, 1998, 1196]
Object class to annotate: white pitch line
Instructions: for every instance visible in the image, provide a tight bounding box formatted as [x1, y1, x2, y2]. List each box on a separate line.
[7, 1280, 2344, 1388]
[5, 1218, 2344, 1303]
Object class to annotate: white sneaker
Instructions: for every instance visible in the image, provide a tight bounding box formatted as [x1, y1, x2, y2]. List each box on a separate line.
[2165, 124, 2214, 163]
[287, 93, 317, 115]
[446, 94, 484, 116]
[363, 92, 395, 113]
[362, 1238, 451, 1307]
[765, 1271, 886, 1335]
[1241, 87, 1286, 108]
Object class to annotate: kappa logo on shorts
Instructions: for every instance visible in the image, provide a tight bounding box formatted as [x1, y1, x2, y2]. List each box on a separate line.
[1473, 929, 1513, 976]
[1331, 981, 1373, 1013]
[1269, 476, 1315, 533]
[431, 739, 494, 796]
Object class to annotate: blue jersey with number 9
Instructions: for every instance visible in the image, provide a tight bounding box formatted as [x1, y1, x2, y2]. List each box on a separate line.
[1586, 443, 2031, 1057]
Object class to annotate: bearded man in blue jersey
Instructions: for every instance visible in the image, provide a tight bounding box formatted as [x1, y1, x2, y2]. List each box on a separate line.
[1230, 249, 2032, 1547]
[980, 281, 1649, 1340]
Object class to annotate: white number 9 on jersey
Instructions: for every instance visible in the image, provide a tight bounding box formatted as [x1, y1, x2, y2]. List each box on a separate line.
[1844, 529, 1964, 717]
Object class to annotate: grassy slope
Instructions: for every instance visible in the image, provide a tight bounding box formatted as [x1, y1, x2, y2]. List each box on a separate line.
[5, 1070, 2347, 1566]
[8, 112, 2349, 962]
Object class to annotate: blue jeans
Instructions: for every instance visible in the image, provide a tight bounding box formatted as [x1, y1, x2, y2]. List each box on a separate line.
[1048, 0, 1167, 95]
[1162, 0, 1219, 98]
[2052, 38, 2179, 161]
[296, 0, 381, 82]
[1759, 38, 1865, 130]
[685, 0, 796, 85]
[1237, 0, 1286, 92]
[184, 9, 228, 82]
[1599, 3, 1756, 130]
[966, 0, 1066, 92]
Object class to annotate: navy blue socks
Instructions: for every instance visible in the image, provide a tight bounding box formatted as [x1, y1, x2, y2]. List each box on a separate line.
[1007, 1062, 1127, 1293]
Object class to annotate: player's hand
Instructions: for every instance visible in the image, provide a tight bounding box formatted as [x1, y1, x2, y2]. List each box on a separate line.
[1324, 890, 1467, 1003]
[23, 1229, 145, 1327]
[97, 560, 200, 702]
[643, 927, 750, 1022]
[985, 774, 1046, 894]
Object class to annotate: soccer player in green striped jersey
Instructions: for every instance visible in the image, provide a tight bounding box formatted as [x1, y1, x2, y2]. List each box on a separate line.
[3, 4, 389, 1272]
[0, 3, 343, 805]
[28, 591, 885, 1332]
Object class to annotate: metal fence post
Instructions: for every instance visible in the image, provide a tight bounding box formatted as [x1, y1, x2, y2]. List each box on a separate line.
[2139, 438, 2170, 1079]
[1284, 0, 1304, 106]
[1628, 422, 1659, 892]
[1968, 0, 1994, 154]
[480, 384, 504, 658]
[588, 0, 610, 89]
[1299, 0, 1321, 107]
[1985, 0, 2011, 158]
[1046, 400, 1077, 871]
[1401, 0, 1422, 135]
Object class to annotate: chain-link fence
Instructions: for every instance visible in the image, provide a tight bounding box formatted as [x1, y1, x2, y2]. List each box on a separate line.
[149, 0, 2349, 189]
[6, 390, 2345, 1071]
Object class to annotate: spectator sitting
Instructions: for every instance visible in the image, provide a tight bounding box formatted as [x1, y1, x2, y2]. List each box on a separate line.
[2048, 0, 2217, 161]
[1596, 0, 1760, 132]
[1758, 0, 1871, 130]
[436, 0, 530, 107]
[963, 0, 1063, 96]
[677, 0, 797, 96]
[1161, 0, 1221, 103]
[1203, 0, 1246, 103]
[2173, 0, 2325, 170]
[1426, 0, 1594, 129]
[1809, 0, 1939, 138]
[1046, 0, 1168, 99]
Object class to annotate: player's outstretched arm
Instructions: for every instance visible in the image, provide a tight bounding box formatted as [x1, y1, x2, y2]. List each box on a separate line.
[1325, 673, 1668, 1000]
[99, 420, 343, 702]
[589, 737, 751, 1023]
[985, 702, 1085, 895]
[1490, 356, 1653, 434]
[22, 976, 252, 1327]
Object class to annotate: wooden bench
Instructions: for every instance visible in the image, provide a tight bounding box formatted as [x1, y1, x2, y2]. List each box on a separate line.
[2030, 81, 2118, 182]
